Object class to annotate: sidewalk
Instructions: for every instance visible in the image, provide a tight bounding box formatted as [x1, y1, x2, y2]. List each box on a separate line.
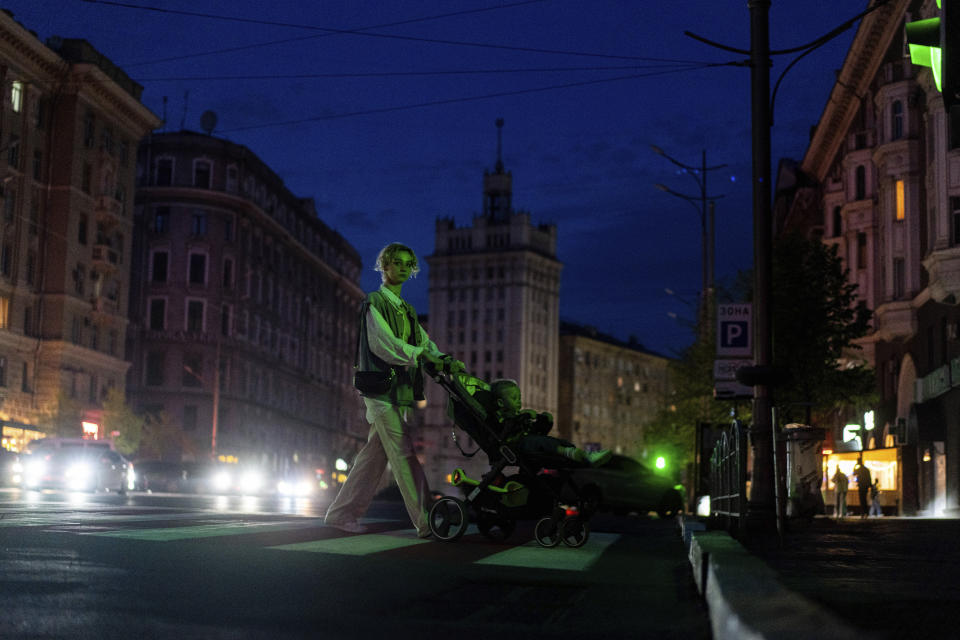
[683, 515, 960, 640]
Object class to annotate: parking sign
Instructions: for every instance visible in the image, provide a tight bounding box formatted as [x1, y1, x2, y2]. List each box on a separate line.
[717, 303, 752, 357]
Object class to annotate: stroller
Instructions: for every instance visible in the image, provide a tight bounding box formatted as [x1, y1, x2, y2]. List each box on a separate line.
[426, 367, 598, 548]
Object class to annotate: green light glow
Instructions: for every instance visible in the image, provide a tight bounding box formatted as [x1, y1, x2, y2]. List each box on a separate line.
[655, 456, 666, 470]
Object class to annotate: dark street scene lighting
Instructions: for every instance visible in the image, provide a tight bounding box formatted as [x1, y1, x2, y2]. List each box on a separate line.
[1, 1, 960, 638]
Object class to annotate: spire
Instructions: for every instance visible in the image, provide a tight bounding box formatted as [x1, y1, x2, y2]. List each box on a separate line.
[495, 117, 504, 173]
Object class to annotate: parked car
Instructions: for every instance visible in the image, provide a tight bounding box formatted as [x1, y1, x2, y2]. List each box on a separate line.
[1, 448, 19, 486]
[21, 440, 133, 494]
[133, 460, 188, 493]
[567, 454, 684, 518]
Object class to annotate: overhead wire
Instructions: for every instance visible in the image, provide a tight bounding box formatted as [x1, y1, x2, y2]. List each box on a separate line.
[81, 0, 716, 67]
[218, 63, 728, 133]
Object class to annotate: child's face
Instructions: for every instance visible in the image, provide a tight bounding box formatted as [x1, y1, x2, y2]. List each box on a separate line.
[497, 385, 522, 416]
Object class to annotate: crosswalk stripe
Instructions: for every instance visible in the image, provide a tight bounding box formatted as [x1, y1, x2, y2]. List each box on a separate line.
[270, 531, 432, 555]
[89, 521, 309, 541]
[474, 532, 620, 571]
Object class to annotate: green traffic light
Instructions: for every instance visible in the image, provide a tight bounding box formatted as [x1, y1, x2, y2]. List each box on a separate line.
[655, 456, 666, 470]
[906, 0, 945, 92]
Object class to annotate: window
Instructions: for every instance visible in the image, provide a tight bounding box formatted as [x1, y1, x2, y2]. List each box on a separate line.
[3, 188, 15, 222]
[7, 135, 19, 168]
[149, 298, 166, 330]
[182, 354, 202, 387]
[83, 113, 95, 148]
[226, 165, 238, 192]
[186, 299, 205, 332]
[893, 258, 905, 300]
[154, 207, 169, 233]
[895, 180, 905, 221]
[10, 80, 23, 112]
[221, 305, 231, 336]
[33, 150, 42, 180]
[952, 197, 960, 246]
[224, 216, 234, 242]
[222, 258, 234, 289]
[182, 405, 198, 431]
[891, 101, 903, 140]
[78, 214, 88, 245]
[21, 362, 29, 393]
[0, 356, 5, 386]
[25, 251, 35, 285]
[150, 251, 168, 283]
[188, 253, 207, 285]
[855, 165, 866, 200]
[193, 159, 212, 188]
[146, 352, 165, 386]
[1, 243, 12, 278]
[156, 158, 173, 186]
[857, 233, 867, 270]
[81, 163, 92, 194]
[191, 211, 207, 236]
[0, 296, 9, 329]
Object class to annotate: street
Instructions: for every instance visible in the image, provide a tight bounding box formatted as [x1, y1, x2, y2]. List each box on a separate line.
[0, 488, 710, 639]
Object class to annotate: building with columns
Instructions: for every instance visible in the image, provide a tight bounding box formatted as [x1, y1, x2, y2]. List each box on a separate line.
[422, 120, 562, 486]
[777, 0, 959, 515]
[0, 12, 160, 451]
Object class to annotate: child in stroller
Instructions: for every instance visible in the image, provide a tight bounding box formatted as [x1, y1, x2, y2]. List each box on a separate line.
[427, 371, 611, 547]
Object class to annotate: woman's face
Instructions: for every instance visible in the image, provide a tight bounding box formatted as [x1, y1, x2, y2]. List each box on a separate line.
[383, 250, 416, 286]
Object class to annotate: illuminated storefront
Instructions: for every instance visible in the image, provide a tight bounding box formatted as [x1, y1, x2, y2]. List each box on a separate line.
[822, 447, 900, 515]
[1, 421, 45, 453]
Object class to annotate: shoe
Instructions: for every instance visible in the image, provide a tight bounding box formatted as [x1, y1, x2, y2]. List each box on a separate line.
[586, 449, 612, 466]
[326, 520, 367, 534]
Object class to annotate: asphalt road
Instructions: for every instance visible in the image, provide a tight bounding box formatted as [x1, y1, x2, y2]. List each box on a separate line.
[0, 488, 710, 639]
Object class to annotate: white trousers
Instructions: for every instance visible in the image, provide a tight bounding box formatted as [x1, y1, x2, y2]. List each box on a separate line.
[325, 400, 431, 534]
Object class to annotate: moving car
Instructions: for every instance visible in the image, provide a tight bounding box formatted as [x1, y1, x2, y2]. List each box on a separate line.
[20, 438, 134, 494]
[133, 460, 188, 493]
[567, 454, 684, 518]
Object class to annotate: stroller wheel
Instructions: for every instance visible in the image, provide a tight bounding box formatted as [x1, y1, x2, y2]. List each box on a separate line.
[477, 513, 516, 542]
[560, 516, 590, 548]
[429, 497, 469, 542]
[534, 516, 561, 548]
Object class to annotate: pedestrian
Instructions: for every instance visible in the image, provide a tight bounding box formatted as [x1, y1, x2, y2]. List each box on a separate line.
[854, 458, 872, 518]
[325, 242, 463, 538]
[869, 480, 882, 517]
[489, 379, 612, 467]
[831, 466, 849, 518]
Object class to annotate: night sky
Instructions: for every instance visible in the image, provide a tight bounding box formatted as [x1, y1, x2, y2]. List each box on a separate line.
[8, 0, 865, 355]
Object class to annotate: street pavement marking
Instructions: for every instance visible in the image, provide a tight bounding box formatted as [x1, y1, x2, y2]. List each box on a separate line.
[474, 532, 620, 571]
[271, 533, 432, 555]
[89, 521, 307, 541]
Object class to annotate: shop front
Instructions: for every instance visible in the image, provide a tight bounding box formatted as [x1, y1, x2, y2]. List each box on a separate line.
[1, 420, 45, 453]
[822, 447, 901, 516]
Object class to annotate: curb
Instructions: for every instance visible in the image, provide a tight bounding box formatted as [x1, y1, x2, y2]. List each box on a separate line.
[679, 516, 869, 640]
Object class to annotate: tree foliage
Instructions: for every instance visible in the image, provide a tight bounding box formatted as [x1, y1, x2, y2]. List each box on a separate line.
[771, 233, 876, 423]
[101, 387, 144, 456]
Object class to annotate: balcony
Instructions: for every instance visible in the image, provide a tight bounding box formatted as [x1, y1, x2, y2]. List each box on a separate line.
[94, 194, 124, 224]
[924, 247, 960, 304]
[91, 244, 119, 273]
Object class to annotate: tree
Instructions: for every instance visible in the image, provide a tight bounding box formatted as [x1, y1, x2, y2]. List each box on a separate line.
[771, 233, 875, 424]
[101, 387, 144, 457]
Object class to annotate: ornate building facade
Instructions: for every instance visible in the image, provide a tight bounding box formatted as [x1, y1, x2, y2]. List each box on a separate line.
[131, 131, 365, 472]
[0, 12, 159, 451]
[778, 0, 959, 514]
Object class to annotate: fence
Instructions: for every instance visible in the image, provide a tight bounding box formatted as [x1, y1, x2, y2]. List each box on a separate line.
[709, 418, 748, 537]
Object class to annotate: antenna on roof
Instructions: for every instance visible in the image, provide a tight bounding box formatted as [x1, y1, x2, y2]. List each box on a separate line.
[495, 117, 504, 173]
[200, 110, 218, 136]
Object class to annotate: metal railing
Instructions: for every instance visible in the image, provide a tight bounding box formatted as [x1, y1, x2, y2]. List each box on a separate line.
[709, 418, 748, 537]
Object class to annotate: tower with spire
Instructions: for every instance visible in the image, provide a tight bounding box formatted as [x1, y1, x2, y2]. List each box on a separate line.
[424, 119, 563, 487]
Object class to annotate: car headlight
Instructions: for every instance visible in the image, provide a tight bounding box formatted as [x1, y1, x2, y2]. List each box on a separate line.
[212, 470, 232, 493]
[65, 462, 94, 490]
[24, 459, 47, 487]
[238, 470, 263, 494]
[127, 465, 136, 491]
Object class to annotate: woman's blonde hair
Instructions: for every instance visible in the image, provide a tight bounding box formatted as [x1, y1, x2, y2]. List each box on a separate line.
[374, 242, 420, 280]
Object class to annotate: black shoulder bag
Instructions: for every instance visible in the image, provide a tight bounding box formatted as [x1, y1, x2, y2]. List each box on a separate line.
[353, 300, 395, 394]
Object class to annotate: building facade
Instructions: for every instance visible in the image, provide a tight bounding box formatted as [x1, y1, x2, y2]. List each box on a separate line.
[0, 12, 159, 451]
[422, 121, 562, 486]
[557, 322, 671, 460]
[777, 0, 960, 515]
[131, 131, 365, 472]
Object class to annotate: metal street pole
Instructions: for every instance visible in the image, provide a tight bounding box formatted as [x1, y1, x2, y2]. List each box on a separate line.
[749, 0, 775, 528]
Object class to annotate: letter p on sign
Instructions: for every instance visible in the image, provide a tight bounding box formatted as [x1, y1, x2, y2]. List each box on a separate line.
[716, 304, 752, 357]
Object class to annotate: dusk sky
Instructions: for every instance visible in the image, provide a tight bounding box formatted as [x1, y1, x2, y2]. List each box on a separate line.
[8, 1, 865, 356]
